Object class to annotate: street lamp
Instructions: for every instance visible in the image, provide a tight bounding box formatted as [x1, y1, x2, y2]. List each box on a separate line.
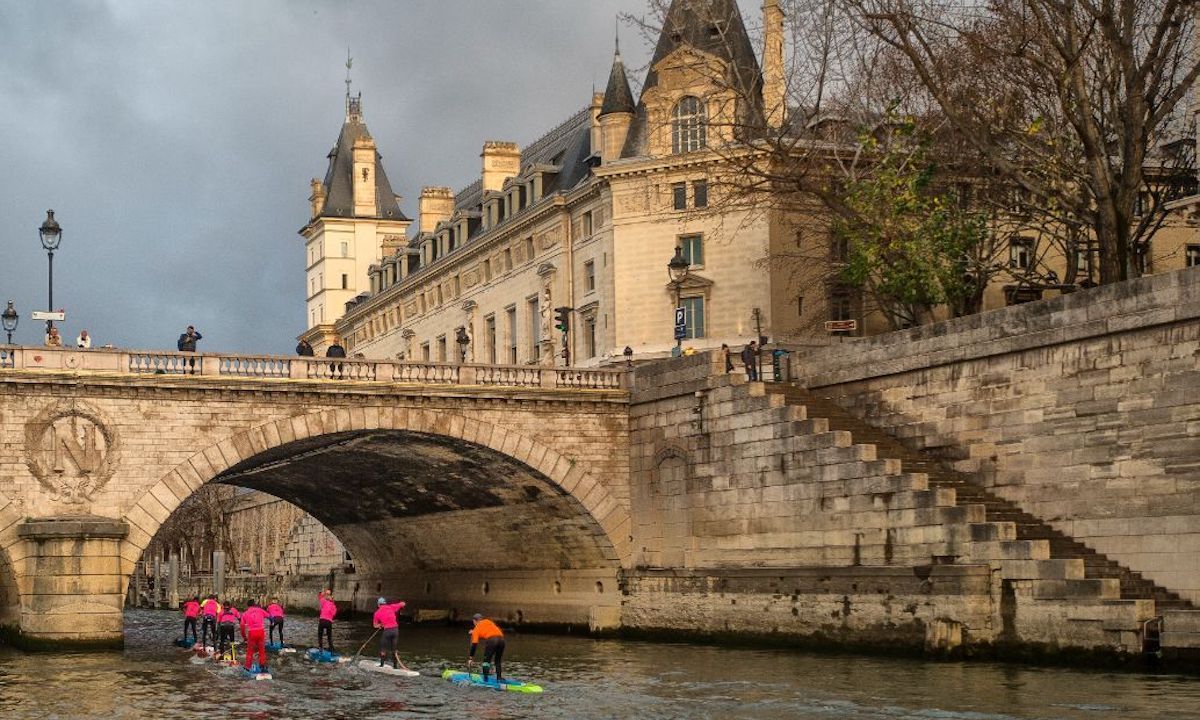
[38, 210, 62, 334]
[667, 246, 690, 354]
[455, 326, 471, 363]
[1, 301, 17, 345]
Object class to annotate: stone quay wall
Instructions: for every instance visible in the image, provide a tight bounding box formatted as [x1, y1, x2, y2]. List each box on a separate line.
[623, 353, 1164, 658]
[796, 268, 1200, 607]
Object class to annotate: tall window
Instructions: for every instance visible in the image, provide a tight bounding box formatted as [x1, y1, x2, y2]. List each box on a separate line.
[829, 287, 852, 322]
[421, 342, 431, 361]
[340, 242, 349, 258]
[680, 234, 703, 267]
[671, 96, 707, 154]
[506, 306, 518, 364]
[672, 182, 687, 210]
[485, 315, 497, 364]
[436, 335, 447, 362]
[1187, 244, 1200, 268]
[693, 180, 708, 208]
[341, 274, 348, 290]
[582, 211, 593, 237]
[528, 295, 540, 360]
[584, 316, 597, 359]
[681, 297, 705, 339]
[525, 237, 535, 263]
[584, 260, 596, 292]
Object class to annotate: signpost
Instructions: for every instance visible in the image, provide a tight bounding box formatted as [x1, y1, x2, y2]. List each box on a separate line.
[31, 311, 65, 322]
[673, 307, 686, 341]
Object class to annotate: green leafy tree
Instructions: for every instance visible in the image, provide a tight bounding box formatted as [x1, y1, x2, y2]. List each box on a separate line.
[836, 122, 990, 329]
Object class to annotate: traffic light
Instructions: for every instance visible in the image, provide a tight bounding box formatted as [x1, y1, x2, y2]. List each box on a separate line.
[554, 306, 572, 333]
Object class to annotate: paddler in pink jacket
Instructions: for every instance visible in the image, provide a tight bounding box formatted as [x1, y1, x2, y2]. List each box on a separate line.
[239, 600, 269, 673]
[266, 598, 286, 646]
[217, 603, 240, 660]
[316, 589, 337, 654]
[372, 597, 409, 670]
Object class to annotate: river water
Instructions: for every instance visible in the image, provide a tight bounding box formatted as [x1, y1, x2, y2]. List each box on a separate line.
[0, 609, 1196, 719]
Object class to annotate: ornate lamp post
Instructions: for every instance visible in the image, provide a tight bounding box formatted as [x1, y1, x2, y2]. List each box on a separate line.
[667, 246, 690, 355]
[1, 301, 17, 345]
[38, 210, 62, 334]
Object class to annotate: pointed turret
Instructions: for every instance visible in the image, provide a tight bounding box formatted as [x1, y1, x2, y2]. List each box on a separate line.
[316, 94, 408, 221]
[599, 32, 636, 162]
[620, 0, 765, 157]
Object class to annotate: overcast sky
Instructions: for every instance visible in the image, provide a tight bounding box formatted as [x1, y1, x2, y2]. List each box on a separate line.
[0, 0, 760, 354]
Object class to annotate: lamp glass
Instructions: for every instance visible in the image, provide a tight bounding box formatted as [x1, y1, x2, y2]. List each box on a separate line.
[39, 210, 62, 251]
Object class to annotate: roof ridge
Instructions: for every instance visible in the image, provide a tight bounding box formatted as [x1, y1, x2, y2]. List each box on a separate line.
[521, 106, 591, 163]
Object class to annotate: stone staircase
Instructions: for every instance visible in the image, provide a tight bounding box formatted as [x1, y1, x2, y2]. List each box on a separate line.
[767, 383, 1192, 611]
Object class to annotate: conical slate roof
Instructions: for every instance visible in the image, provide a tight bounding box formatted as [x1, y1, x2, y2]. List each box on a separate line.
[599, 49, 636, 117]
[320, 102, 408, 221]
[621, 0, 765, 157]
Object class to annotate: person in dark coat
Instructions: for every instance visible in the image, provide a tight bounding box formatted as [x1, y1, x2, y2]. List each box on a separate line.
[325, 337, 346, 378]
[177, 325, 202, 374]
[296, 339, 314, 356]
[741, 341, 758, 381]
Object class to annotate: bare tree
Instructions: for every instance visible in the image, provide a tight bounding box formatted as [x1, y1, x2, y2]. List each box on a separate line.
[148, 485, 236, 574]
[848, 0, 1200, 283]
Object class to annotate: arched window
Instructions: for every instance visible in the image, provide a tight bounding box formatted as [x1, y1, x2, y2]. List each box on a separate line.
[671, 96, 707, 154]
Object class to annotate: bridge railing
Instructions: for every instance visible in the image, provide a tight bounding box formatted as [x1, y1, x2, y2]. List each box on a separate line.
[0, 346, 628, 391]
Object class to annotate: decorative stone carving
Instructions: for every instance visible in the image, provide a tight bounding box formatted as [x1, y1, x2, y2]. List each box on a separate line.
[24, 401, 120, 504]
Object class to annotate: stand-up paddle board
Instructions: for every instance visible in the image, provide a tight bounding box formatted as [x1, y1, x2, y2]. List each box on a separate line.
[358, 659, 419, 677]
[241, 663, 273, 681]
[305, 648, 352, 663]
[441, 669, 543, 693]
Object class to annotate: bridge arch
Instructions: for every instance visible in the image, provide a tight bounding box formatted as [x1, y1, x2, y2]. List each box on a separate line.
[123, 405, 630, 618]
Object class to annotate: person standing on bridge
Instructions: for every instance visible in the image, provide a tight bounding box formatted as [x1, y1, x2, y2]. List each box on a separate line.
[373, 597, 410, 670]
[295, 339, 314, 356]
[325, 338, 346, 379]
[316, 589, 338, 654]
[741, 341, 758, 382]
[266, 597, 286, 646]
[467, 613, 506, 684]
[240, 600, 269, 674]
[177, 325, 203, 374]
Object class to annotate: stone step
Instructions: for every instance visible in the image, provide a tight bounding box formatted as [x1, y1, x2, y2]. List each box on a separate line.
[768, 383, 1194, 611]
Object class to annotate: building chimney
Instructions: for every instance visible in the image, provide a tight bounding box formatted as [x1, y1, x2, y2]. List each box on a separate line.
[352, 136, 379, 217]
[309, 178, 326, 220]
[590, 92, 605, 159]
[763, 0, 786, 129]
[419, 186, 455, 234]
[481, 141, 521, 194]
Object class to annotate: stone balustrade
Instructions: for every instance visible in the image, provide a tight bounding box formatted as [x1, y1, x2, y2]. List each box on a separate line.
[0, 345, 628, 391]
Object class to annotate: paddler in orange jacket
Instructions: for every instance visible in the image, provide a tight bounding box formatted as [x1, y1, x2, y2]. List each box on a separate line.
[467, 613, 506, 683]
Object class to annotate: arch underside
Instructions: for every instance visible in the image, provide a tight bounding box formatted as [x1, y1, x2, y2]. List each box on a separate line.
[213, 430, 620, 619]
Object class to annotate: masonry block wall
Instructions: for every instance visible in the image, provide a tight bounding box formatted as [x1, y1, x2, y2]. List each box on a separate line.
[798, 268, 1200, 605]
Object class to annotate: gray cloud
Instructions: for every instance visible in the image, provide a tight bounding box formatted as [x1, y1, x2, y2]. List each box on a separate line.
[0, 0, 759, 354]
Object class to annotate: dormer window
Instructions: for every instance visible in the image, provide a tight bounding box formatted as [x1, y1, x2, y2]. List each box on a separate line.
[672, 96, 707, 154]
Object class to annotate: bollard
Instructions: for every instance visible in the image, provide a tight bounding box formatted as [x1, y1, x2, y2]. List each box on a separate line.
[168, 553, 180, 608]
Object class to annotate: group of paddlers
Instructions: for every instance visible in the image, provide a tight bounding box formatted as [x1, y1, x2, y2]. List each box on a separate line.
[181, 589, 508, 682]
[181, 593, 286, 672]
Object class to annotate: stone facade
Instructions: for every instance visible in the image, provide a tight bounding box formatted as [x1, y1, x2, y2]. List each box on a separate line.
[798, 267, 1200, 605]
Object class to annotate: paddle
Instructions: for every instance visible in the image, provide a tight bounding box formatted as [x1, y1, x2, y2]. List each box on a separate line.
[353, 628, 380, 660]
[392, 650, 411, 672]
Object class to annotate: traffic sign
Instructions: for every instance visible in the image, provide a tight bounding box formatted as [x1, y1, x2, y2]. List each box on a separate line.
[674, 306, 687, 340]
[824, 319, 857, 332]
[31, 311, 65, 322]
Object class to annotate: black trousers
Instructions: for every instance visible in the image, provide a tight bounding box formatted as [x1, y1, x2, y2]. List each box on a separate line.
[379, 627, 398, 663]
[269, 617, 284, 644]
[218, 622, 235, 655]
[482, 636, 506, 680]
[183, 617, 198, 642]
[200, 616, 217, 646]
[317, 618, 334, 651]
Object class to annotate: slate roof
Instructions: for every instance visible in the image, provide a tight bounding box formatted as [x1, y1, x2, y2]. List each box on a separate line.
[320, 106, 409, 221]
[599, 50, 636, 117]
[622, 0, 765, 158]
[451, 107, 594, 227]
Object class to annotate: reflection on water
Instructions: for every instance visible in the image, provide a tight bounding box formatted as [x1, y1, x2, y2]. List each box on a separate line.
[0, 610, 1196, 719]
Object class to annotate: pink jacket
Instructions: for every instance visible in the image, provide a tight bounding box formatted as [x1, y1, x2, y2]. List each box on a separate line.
[219, 607, 240, 624]
[318, 595, 337, 622]
[183, 600, 200, 618]
[266, 603, 284, 618]
[372, 602, 406, 629]
[240, 606, 268, 636]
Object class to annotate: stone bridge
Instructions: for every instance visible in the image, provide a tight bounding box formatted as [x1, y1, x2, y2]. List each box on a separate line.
[0, 347, 631, 646]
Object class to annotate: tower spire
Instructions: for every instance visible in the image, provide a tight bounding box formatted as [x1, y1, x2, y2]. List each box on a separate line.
[344, 48, 353, 118]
